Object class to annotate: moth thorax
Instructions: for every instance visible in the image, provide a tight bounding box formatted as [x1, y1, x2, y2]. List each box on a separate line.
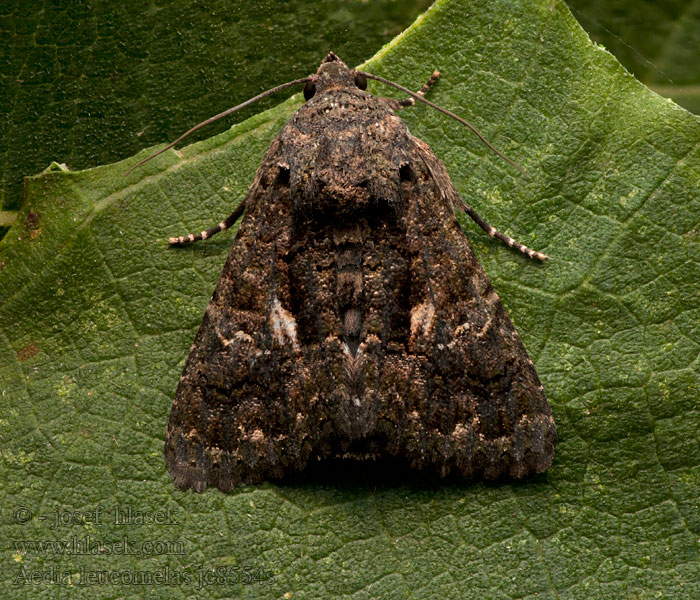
[315, 180, 371, 215]
[306, 175, 404, 225]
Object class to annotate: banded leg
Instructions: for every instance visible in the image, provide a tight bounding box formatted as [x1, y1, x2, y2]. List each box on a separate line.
[459, 196, 547, 261]
[168, 201, 245, 246]
[382, 70, 440, 110]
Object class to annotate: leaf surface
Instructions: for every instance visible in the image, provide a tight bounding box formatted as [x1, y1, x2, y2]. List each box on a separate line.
[1, 0, 699, 598]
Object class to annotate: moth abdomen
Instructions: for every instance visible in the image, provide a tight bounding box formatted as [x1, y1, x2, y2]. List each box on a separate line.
[334, 237, 364, 357]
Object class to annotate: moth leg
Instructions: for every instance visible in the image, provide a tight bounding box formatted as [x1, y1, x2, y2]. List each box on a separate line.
[458, 196, 547, 261]
[168, 201, 245, 246]
[381, 70, 440, 111]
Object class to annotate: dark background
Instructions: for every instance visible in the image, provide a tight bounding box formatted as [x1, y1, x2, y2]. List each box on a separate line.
[1, 0, 697, 225]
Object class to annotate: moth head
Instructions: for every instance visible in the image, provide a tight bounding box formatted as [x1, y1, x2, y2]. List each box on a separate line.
[304, 53, 366, 100]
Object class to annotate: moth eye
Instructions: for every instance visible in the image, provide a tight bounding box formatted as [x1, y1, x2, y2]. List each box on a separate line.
[354, 73, 367, 90]
[303, 81, 316, 101]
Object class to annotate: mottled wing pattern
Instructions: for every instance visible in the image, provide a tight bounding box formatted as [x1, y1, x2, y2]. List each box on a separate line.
[365, 135, 557, 479]
[165, 56, 556, 492]
[164, 140, 319, 492]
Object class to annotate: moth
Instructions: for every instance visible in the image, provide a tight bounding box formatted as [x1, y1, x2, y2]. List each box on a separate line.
[131, 53, 557, 492]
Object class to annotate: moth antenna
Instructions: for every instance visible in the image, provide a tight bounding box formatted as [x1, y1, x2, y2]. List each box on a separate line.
[126, 77, 313, 175]
[359, 71, 528, 178]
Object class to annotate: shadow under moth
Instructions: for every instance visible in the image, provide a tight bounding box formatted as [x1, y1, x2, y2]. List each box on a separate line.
[131, 53, 557, 492]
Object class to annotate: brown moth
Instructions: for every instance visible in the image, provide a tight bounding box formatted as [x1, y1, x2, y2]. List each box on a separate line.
[133, 53, 556, 492]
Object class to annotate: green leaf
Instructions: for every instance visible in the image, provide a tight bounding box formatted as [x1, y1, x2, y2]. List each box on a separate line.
[0, 0, 431, 214]
[2, 0, 699, 597]
[567, 0, 700, 114]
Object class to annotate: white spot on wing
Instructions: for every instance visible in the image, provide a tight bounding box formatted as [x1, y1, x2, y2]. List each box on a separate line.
[270, 296, 299, 350]
[218, 330, 253, 347]
[410, 300, 435, 339]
